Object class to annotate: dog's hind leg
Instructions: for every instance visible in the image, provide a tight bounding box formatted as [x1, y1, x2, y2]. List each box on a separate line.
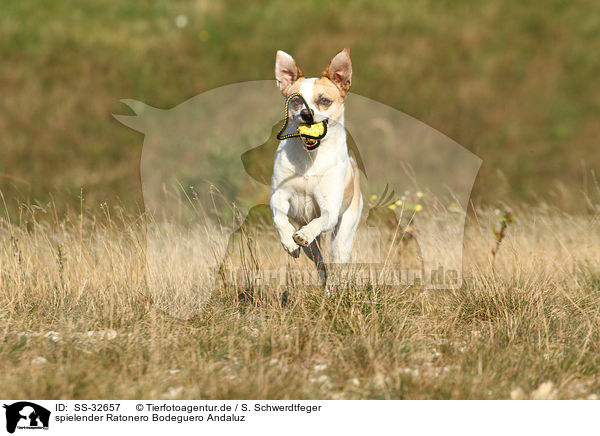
[331, 197, 363, 264]
[327, 195, 363, 293]
[332, 158, 363, 264]
[302, 235, 328, 287]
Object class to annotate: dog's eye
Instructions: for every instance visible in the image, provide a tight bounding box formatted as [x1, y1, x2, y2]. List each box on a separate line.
[318, 97, 332, 107]
[290, 96, 303, 108]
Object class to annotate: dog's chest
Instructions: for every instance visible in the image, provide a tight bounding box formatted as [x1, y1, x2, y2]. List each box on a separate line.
[280, 173, 322, 224]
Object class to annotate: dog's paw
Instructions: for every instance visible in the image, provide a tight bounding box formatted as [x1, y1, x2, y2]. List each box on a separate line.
[281, 238, 301, 258]
[293, 228, 314, 247]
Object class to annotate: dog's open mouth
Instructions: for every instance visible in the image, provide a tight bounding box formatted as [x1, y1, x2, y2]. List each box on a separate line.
[300, 136, 320, 150]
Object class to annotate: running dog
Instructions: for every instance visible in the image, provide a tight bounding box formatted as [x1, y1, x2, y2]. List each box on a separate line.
[270, 48, 363, 287]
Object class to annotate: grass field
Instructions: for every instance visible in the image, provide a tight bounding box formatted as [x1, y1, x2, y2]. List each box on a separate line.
[1, 0, 600, 213]
[1, 0, 600, 402]
[2, 204, 600, 400]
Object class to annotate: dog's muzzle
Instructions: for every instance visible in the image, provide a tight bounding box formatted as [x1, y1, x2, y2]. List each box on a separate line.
[296, 121, 328, 150]
[277, 93, 328, 151]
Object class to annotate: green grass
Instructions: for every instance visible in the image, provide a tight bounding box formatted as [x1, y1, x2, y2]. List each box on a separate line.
[1, 0, 600, 215]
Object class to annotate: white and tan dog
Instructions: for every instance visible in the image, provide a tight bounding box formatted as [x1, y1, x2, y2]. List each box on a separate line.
[270, 48, 363, 286]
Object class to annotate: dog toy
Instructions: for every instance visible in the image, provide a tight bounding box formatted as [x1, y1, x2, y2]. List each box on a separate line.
[276, 93, 328, 150]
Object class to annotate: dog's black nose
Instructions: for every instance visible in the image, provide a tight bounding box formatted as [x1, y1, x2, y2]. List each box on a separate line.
[299, 109, 312, 123]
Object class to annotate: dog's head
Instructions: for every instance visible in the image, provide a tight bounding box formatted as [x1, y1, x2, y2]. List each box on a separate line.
[275, 48, 352, 125]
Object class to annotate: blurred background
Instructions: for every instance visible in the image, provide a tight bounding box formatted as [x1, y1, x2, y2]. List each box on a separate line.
[1, 0, 599, 216]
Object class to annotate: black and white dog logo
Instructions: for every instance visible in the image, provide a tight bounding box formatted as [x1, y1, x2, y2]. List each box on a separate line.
[3, 402, 50, 434]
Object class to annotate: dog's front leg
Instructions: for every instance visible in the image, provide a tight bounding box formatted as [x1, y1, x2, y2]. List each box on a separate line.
[271, 190, 301, 258]
[293, 189, 342, 248]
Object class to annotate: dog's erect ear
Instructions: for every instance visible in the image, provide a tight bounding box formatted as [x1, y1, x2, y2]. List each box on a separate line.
[275, 50, 303, 94]
[323, 48, 352, 96]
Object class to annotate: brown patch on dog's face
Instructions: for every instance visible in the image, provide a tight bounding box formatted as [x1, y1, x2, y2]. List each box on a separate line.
[311, 77, 345, 123]
[286, 78, 305, 96]
[284, 78, 306, 120]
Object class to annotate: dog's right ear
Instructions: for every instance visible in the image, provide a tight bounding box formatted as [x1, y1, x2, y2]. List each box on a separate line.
[275, 50, 303, 95]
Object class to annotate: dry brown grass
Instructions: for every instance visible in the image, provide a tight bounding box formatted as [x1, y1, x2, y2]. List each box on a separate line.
[1, 203, 600, 400]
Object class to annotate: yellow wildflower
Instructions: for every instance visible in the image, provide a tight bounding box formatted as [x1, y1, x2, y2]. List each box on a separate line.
[448, 203, 461, 212]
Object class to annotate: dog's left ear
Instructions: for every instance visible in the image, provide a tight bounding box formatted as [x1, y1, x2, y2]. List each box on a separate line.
[323, 48, 352, 96]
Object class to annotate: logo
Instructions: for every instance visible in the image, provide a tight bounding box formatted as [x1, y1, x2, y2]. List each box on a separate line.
[3, 403, 50, 434]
